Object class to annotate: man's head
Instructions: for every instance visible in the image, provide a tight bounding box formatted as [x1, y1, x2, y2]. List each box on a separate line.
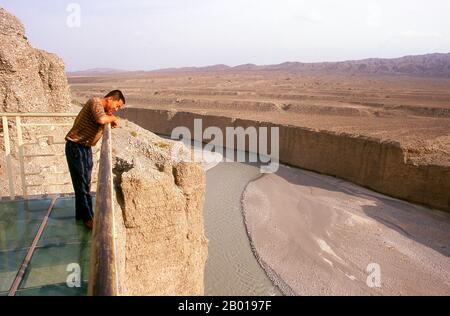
[103, 90, 126, 114]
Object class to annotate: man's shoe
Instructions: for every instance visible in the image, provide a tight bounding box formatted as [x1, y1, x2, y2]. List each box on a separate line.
[83, 219, 93, 230]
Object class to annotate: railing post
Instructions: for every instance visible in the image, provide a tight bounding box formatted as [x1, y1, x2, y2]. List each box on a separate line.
[0, 113, 85, 200]
[16, 116, 28, 199]
[2, 116, 15, 200]
[88, 124, 119, 296]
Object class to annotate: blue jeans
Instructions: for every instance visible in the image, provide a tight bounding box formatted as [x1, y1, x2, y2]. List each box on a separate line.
[65, 140, 94, 221]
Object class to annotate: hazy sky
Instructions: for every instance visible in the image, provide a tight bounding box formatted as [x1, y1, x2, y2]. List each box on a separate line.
[1, 0, 449, 71]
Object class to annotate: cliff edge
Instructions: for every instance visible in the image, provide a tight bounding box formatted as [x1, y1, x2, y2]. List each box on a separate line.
[0, 8, 70, 113]
[0, 7, 208, 295]
[111, 122, 208, 295]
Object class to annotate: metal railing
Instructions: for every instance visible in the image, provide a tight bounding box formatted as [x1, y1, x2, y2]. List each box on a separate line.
[0, 113, 99, 200]
[88, 124, 119, 296]
[1, 113, 119, 295]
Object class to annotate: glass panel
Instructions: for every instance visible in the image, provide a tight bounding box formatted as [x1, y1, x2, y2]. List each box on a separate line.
[38, 197, 92, 248]
[18, 197, 91, 296]
[0, 197, 92, 296]
[15, 281, 88, 296]
[0, 199, 51, 251]
[0, 199, 51, 293]
[0, 249, 28, 292]
[19, 243, 91, 292]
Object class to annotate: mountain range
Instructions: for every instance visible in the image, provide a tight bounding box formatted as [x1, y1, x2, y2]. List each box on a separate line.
[67, 53, 450, 77]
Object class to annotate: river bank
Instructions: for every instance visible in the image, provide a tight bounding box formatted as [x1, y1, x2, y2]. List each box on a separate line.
[117, 107, 450, 213]
[242, 165, 450, 295]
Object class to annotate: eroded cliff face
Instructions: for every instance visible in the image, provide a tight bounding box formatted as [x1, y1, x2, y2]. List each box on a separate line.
[119, 108, 450, 213]
[111, 121, 208, 296]
[0, 8, 70, 113]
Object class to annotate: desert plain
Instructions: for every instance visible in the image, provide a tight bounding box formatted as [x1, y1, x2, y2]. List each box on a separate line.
[69, 69, 450, 167]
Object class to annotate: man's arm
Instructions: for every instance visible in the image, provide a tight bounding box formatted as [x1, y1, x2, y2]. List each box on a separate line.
[91, 98, 118, 126]
[96, 115, 118, 125]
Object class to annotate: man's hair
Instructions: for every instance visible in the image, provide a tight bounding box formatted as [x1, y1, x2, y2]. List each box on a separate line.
[104, 90, 126, 103]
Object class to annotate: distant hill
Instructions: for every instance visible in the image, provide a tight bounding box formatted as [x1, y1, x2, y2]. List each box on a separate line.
[151, 53, 450, 77]
[154, 64, 231, 73]
[259, 53, 450, 76]
[68, 53, 450, 77]
[67, 68, 128, 76]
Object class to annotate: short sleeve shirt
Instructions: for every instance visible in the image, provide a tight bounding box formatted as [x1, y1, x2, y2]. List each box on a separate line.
[65, 97, 107, 147]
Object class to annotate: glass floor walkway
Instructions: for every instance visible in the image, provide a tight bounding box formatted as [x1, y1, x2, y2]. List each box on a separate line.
[0, 196, 93, 296]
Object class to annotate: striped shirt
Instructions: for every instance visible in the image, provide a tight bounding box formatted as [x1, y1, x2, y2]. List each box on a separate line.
[65, 97, 107, 147]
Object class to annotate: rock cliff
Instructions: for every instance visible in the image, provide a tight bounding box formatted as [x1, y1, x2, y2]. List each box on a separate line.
[111, 122, 208, 295]
[0, 8, 70, 113]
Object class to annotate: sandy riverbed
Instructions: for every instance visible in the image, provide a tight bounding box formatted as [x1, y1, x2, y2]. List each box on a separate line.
[242, 165, 450, 296]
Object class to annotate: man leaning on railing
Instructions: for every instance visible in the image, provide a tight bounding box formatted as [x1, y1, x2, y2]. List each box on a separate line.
[65, 90, 125, 230]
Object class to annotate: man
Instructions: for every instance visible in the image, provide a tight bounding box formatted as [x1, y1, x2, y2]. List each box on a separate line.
[65, 90, 125, 230]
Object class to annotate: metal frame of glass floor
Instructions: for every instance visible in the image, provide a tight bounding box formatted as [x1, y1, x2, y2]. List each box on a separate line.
[0, 195, 94, 296]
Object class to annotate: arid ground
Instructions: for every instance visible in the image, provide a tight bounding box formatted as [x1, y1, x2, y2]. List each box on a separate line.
[69, 71, 450, 166]
[68, 70, 450, 295]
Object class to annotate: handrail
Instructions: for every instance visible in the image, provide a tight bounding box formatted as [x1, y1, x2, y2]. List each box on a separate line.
[88, 124, 119, 296]
[1, 113, 84, 200]
[0, 113, 79, 117]
[1, 113, 119, 295]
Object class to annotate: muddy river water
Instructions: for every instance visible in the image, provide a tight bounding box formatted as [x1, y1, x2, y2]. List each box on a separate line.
[203, 162, 281, 296]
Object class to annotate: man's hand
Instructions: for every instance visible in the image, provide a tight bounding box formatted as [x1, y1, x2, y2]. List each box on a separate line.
[111, 118, 119, 129]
